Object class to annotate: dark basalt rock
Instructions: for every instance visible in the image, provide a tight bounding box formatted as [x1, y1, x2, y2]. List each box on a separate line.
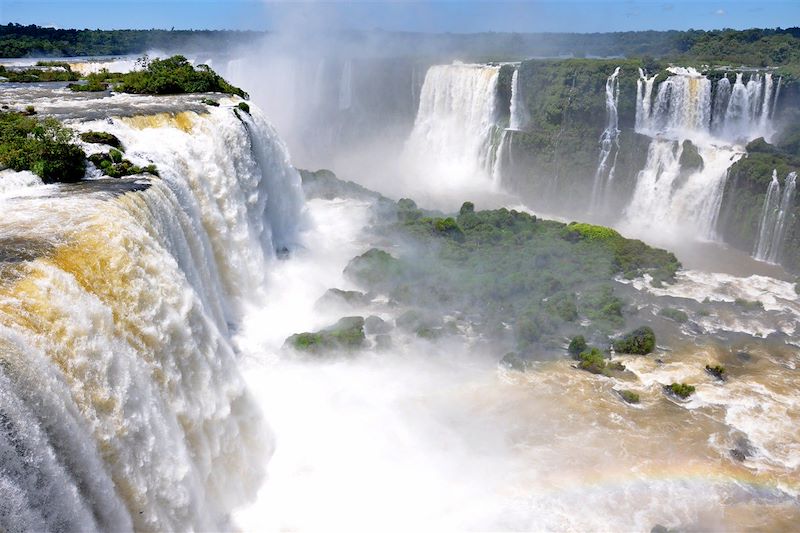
[364, 315, 391, 335]
[317, 288, 370, 309]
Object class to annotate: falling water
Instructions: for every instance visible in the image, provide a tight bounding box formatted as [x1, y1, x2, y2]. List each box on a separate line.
[508, 68, 530, 131]
[753, 170, 782, 261]
[404, 62, 501, 189]
[623, 67, 780, 240]
[0, 96, 304, 532]
[635, 68, 658, 132]
[590, 67, 621, 212]
[754, 171, 797, 263]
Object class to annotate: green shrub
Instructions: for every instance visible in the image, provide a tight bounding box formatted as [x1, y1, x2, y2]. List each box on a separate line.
[201, 97, 220, 107]
[79, 131, 122, 149]
[567, 335, 587, 357]
[88, 150, 158, 178]
[667, 383, 696, 399]
[237, 101, 250, 113]
[68, 80, 108, 92]
[115, 55, 248, 97]
[705, 364, 726, 380]
[659, 307, 689, 323]
[578, 347, 607, 374]
[618, 389, 640, 404]
[613, 326, 656, 355]
[0, 111, 85, 183]
[285, 316, 366, 354]
[734, 298, 764, 311]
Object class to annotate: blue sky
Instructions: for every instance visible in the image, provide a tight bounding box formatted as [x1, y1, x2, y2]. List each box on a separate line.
[1, 1, 798, 33]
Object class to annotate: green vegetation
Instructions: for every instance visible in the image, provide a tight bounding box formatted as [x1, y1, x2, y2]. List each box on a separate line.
[659, 307, 689, 324]
[79, 131, 123, 149]
[237, 101, 250, 113]
[114, 56, 247, 97]
[0, 111, 86, 183]
[667, 382, 696, 399]
[88, 150, 158, 178]
[613, 326, 656, 355]
[338, 188, 679, 356]
[201, 97, 220, 107]
[0, 23, 263, 58]
[733, 298, 765, 311]
[705, 364, 727, 381]
[577, 348, 607, 374]
[618, 389, 640, 404]
[567, 335, 587, 357]
[716, 139, 800, 273]
[68, 80, 108, 92]
[285, 316, 366, 354]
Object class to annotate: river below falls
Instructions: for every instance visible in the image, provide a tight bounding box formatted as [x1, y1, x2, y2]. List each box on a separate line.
[231, 196, 800, 531]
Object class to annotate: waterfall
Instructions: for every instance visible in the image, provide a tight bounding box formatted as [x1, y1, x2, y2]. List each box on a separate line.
[0, 99, 304, 532]
[635, 68, 658, 131]
[509, 68, 530, 131]
[623, 67, 778, 240]
[771, 76, 783, 119]
[754, 171, 797, 263]
[753, 170, 782, 261]
[590, 67, 621, 212]
[339, 59, 353, 111]
[711, 76, 731, 133]
[404, 62, 501, 187]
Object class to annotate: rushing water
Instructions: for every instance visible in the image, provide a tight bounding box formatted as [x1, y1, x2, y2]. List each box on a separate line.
[754, 171, 798, 264]
[1, 61, 799, 532]
[621, 67, 780, 241]
[0, 89, 303, 531]
[403, 62, 502, 194]
[589, 66, 621, 213]
[508, 68, 530, 132]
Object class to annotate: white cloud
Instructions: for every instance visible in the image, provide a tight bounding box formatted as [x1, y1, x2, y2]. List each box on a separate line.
[715, 8, 726, 15]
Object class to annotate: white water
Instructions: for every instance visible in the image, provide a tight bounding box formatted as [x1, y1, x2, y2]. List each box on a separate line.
[590, 67, 621, 212]
[0, 97, 304, 532]
[508, 68, 530, 131]
[623, 67, 779, 241]
[403, 62, 501, 197]
[754, 171, 797, 263]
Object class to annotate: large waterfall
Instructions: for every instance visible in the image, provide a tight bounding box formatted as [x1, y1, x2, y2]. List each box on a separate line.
[590, 67, 621, 212]
[404, 63, 501, 190]
[623, 67, 777, 239]
[508, 68, 530, 132]
[753, 170, 797, 263]
[0, 97, 304, 531]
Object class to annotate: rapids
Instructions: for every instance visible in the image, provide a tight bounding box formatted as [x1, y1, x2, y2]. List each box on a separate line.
[0, 56, 798, 533]
[0, 89, 303, 531]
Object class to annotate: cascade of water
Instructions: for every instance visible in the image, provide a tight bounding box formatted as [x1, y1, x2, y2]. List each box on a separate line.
[711, 76, 731, 133]
[509, 68, 530, 131]
[339, 59, 353, 111]
[760, 73, 773, 128]
[771, 76, 783, 119]
[627, 67, 775, 241]
[753, 170, 782, 261]
[0, 99, 304, 532]
[767, 171, 797, 263]
[404, 62, 501, 187]
[635, 68, 658, 132]
[590, 67, 621, 213]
